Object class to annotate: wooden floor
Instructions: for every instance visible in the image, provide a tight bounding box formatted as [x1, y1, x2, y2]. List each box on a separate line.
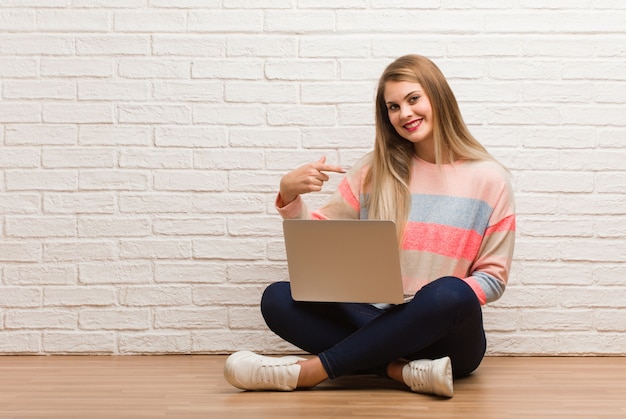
[0, 356, 624, 418]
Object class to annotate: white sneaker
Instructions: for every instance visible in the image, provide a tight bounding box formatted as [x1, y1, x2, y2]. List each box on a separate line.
[224, 351, 306, 391]
[402, 356, 454, 397]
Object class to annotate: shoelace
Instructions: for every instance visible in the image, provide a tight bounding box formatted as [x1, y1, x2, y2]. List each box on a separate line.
[256, 360, 291, 386]
[408, 364, 432, 392]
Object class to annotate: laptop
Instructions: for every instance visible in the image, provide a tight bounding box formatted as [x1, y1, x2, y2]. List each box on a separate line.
[282, 219, 405, 304]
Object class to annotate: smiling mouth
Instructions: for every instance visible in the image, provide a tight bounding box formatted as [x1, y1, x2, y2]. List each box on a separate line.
[404, 119, 423, 131]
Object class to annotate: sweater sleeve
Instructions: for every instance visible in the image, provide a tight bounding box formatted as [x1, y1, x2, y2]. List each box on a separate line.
[462, 174, 516, 305]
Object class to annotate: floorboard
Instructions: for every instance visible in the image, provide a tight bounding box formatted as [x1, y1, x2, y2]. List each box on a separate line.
[0, 355, 624, 418]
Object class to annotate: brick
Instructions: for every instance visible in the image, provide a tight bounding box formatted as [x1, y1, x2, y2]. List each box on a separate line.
[192, 193, 266, 214]
[78, 170, 150, 191]
[119, 149, 193, 169]
[302, 127, 375, 148]
[119, 193, 193, 214]
[154, 308, 228, 329]
[559, 240, 626, 263]
[520, 310, 594, 331]
[5, 217, 76, 238]
[0, 103, 41, 123]
[120, 239, 192, 259]
[120, 286, 192, 307]
[0, 287, 42, 307]
[556, 333, 626, 355]
[153, 35, 225, 56]
[0, 34, 73, 55]
[114, 11, 186, 32]
[0, 57, 38, 77]
[228, 306, 266, 329]
[155, 126, 228, 147]
[118, 105, 191, 124]
[265, 59, 336, 81]
[192, 330, 298, 353]
[43, 241, 117, 262]
[152, 81, 222, 102]
[299, 37, 370, 58]
[267, 105, 336, 126]
[43, 104, 113, 124]
[0, 10, 35, 31]
[153, 217, 225, 236]
[155, 262, 227, 284]
[229, 127, 300, 148]
[227, 216, 282, 237]
[36, 10, 110, 32]
[42, 148, 115, 169]
[3, 81, 76, 100]
[79, 125, 151, 146]
[0, 148, 40, 168]
[337, 10, 480, 32]
[264, 11, 335, 33]
[4, 265, 77, 286]
[72, 216, 139, 244]
[228, 171, 281, 193]
[595, 310, 626, 331]
[119, 333, 190, 354]
[0, 240, 41, 262]
[41, 58, 112, 78]
[43, 332, 115, 354]
[193, 238, 266, 260]
[118, 58, 191, 79]
[154, 170, 227, 192]
[0, 333, 41, 354]
[79, 309, 151, 330]
[187, 10, 264, 33]
[194, 149, 265, 170]
[223, 0, 292, 7]
[227, 36, 296, 57]
[7, 170, 77, 191]
[79, 262, 153, 284]
[0, 194, 40, 214]
[6, 309, 77, 330]
[76, 35, 149, 55]
[193, 285, 266, 306]
[227, 263, 287, 283]
[78, 81, 150, 101]
[224, 81, 297, 104]
[44, 193, 116, 214]
[301, 82, 375, 104]
[517, 171, 594, 193]
[193, 59, 263, 80]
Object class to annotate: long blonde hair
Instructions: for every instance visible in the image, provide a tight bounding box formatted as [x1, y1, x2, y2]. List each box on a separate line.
[364, 54, 496, 240]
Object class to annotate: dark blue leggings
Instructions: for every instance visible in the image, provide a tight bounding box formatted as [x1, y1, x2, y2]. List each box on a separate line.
[261, 276, 486, 379]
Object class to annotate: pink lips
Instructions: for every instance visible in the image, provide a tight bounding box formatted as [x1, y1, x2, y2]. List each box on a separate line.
[403, 119, 423, 133]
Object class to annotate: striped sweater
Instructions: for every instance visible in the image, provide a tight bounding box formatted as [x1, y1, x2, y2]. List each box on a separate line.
[276, 154, 516, 305]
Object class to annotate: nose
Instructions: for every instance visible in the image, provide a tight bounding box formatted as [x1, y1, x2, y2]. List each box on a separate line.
[400, 103, 413, 119]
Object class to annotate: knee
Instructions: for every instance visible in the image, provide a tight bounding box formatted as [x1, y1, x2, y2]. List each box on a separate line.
[260, 281, 292, 323]
[424, 276, 481, 313]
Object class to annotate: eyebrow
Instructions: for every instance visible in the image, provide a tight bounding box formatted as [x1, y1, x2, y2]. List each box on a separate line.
[385, 90, 422, 105]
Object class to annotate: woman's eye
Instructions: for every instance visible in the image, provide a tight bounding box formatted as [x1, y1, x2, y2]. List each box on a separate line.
[388, 104, 399, 111]
[409, 95, 420, 103]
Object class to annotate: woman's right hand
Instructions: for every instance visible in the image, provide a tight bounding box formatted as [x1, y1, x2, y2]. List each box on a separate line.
[278, 156, 346, 206]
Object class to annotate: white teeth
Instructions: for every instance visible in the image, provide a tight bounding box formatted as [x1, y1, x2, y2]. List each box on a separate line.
[405, 119, 421, 129]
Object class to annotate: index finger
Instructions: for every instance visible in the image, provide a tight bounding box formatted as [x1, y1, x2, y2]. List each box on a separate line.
[316, 163, 346, 174]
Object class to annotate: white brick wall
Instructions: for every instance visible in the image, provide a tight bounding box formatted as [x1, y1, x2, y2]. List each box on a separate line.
[0, 2, 624, 356]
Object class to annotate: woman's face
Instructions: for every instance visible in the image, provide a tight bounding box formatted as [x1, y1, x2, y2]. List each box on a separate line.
[383, 80, 435, 161]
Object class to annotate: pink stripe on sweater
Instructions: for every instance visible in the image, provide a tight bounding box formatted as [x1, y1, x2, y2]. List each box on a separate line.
[485, 214, 516, 234]
[402, 222, 484, 261]
[338, 178, 360, 213]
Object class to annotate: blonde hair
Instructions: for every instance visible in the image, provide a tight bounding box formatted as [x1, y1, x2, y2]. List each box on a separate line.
[364, 54, 496, 240]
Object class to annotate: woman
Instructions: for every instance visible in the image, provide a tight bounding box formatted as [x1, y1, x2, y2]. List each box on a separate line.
[224, 55, 516, 397]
